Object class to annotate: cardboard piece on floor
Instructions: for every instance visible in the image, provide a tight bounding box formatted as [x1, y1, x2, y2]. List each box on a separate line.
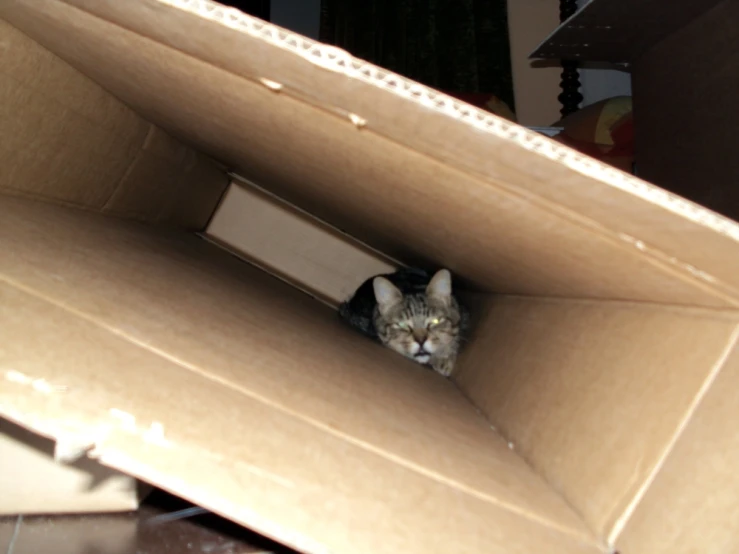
[0, 418, 145, 515]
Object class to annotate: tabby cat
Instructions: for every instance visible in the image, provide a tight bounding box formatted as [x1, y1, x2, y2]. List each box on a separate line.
[338, 267, 469, 376]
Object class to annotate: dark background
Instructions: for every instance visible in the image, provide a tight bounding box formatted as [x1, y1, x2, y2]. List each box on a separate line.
[220, 0, 271, 20]
[218, 0, 514, 111]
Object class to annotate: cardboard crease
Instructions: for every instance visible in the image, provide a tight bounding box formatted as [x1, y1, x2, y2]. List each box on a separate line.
[0, 267, 591, 540]
[607, 324, 739, 545]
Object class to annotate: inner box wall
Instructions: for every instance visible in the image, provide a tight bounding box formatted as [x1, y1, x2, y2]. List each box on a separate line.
[206, 177, 739, 539]
[0, 194, 593, 541]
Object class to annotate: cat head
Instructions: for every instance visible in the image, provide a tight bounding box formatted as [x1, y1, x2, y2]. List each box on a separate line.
[372, 269, 461, 364]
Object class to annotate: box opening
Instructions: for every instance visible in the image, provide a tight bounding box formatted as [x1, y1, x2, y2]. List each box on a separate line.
[3, 2, 739, 554]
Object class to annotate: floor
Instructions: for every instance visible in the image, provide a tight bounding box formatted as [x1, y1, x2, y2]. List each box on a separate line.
[0, 490, 299, 554]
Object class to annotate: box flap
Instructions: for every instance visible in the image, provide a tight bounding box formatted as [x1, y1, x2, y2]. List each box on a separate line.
[0, 418, 142, 514]
[530, 0, 726, 63]
[615, 341, 739, 552]
[4, 0, 739, 307]
[0, 196, 600, 553]
[206, 180, 396, 306]
[456, 294, 739, 538]
[0, 17, 227, 229]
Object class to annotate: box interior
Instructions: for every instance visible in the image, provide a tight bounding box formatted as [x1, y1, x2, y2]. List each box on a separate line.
[3, 2, 739, 553]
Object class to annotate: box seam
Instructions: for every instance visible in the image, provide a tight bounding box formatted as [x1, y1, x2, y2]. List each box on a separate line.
[451, 378, 603, 543]
[101, 124, 154, 213]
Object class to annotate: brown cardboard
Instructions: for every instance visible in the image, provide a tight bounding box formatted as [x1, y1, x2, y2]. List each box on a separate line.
[616, 341, 739, 553]
[0, 17, 228, 229]
[206, 179, 396, 306]
[0, 196, 600, 553]
[532, 0, 739, 222]
[2, 1, 739, 553]
[0, 419, 143, 515]
[4, 0, 739, 308]
[456, 295, 739, 536]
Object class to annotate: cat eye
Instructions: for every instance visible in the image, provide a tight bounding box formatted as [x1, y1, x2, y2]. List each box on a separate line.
[392, 322, 411, 330]
[428, 317, 444, 327]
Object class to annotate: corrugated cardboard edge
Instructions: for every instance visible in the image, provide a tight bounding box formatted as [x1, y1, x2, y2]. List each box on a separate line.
[154, 0, 739, 245]
[455, 293, 739, 542]
[7, 0, 739, 305]
[57, 0, 739, 303]
[1, 2, 739, 548]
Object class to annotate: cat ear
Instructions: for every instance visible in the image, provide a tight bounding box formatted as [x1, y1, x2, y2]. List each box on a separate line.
[426, 269, 452, 303]
[373, 276, 403, 314]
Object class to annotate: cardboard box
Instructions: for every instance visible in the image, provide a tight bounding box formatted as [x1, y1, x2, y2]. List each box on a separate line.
[1, 1, 739, 552]
[532, 0, 739, 222]
[0, 418, 148, 515]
